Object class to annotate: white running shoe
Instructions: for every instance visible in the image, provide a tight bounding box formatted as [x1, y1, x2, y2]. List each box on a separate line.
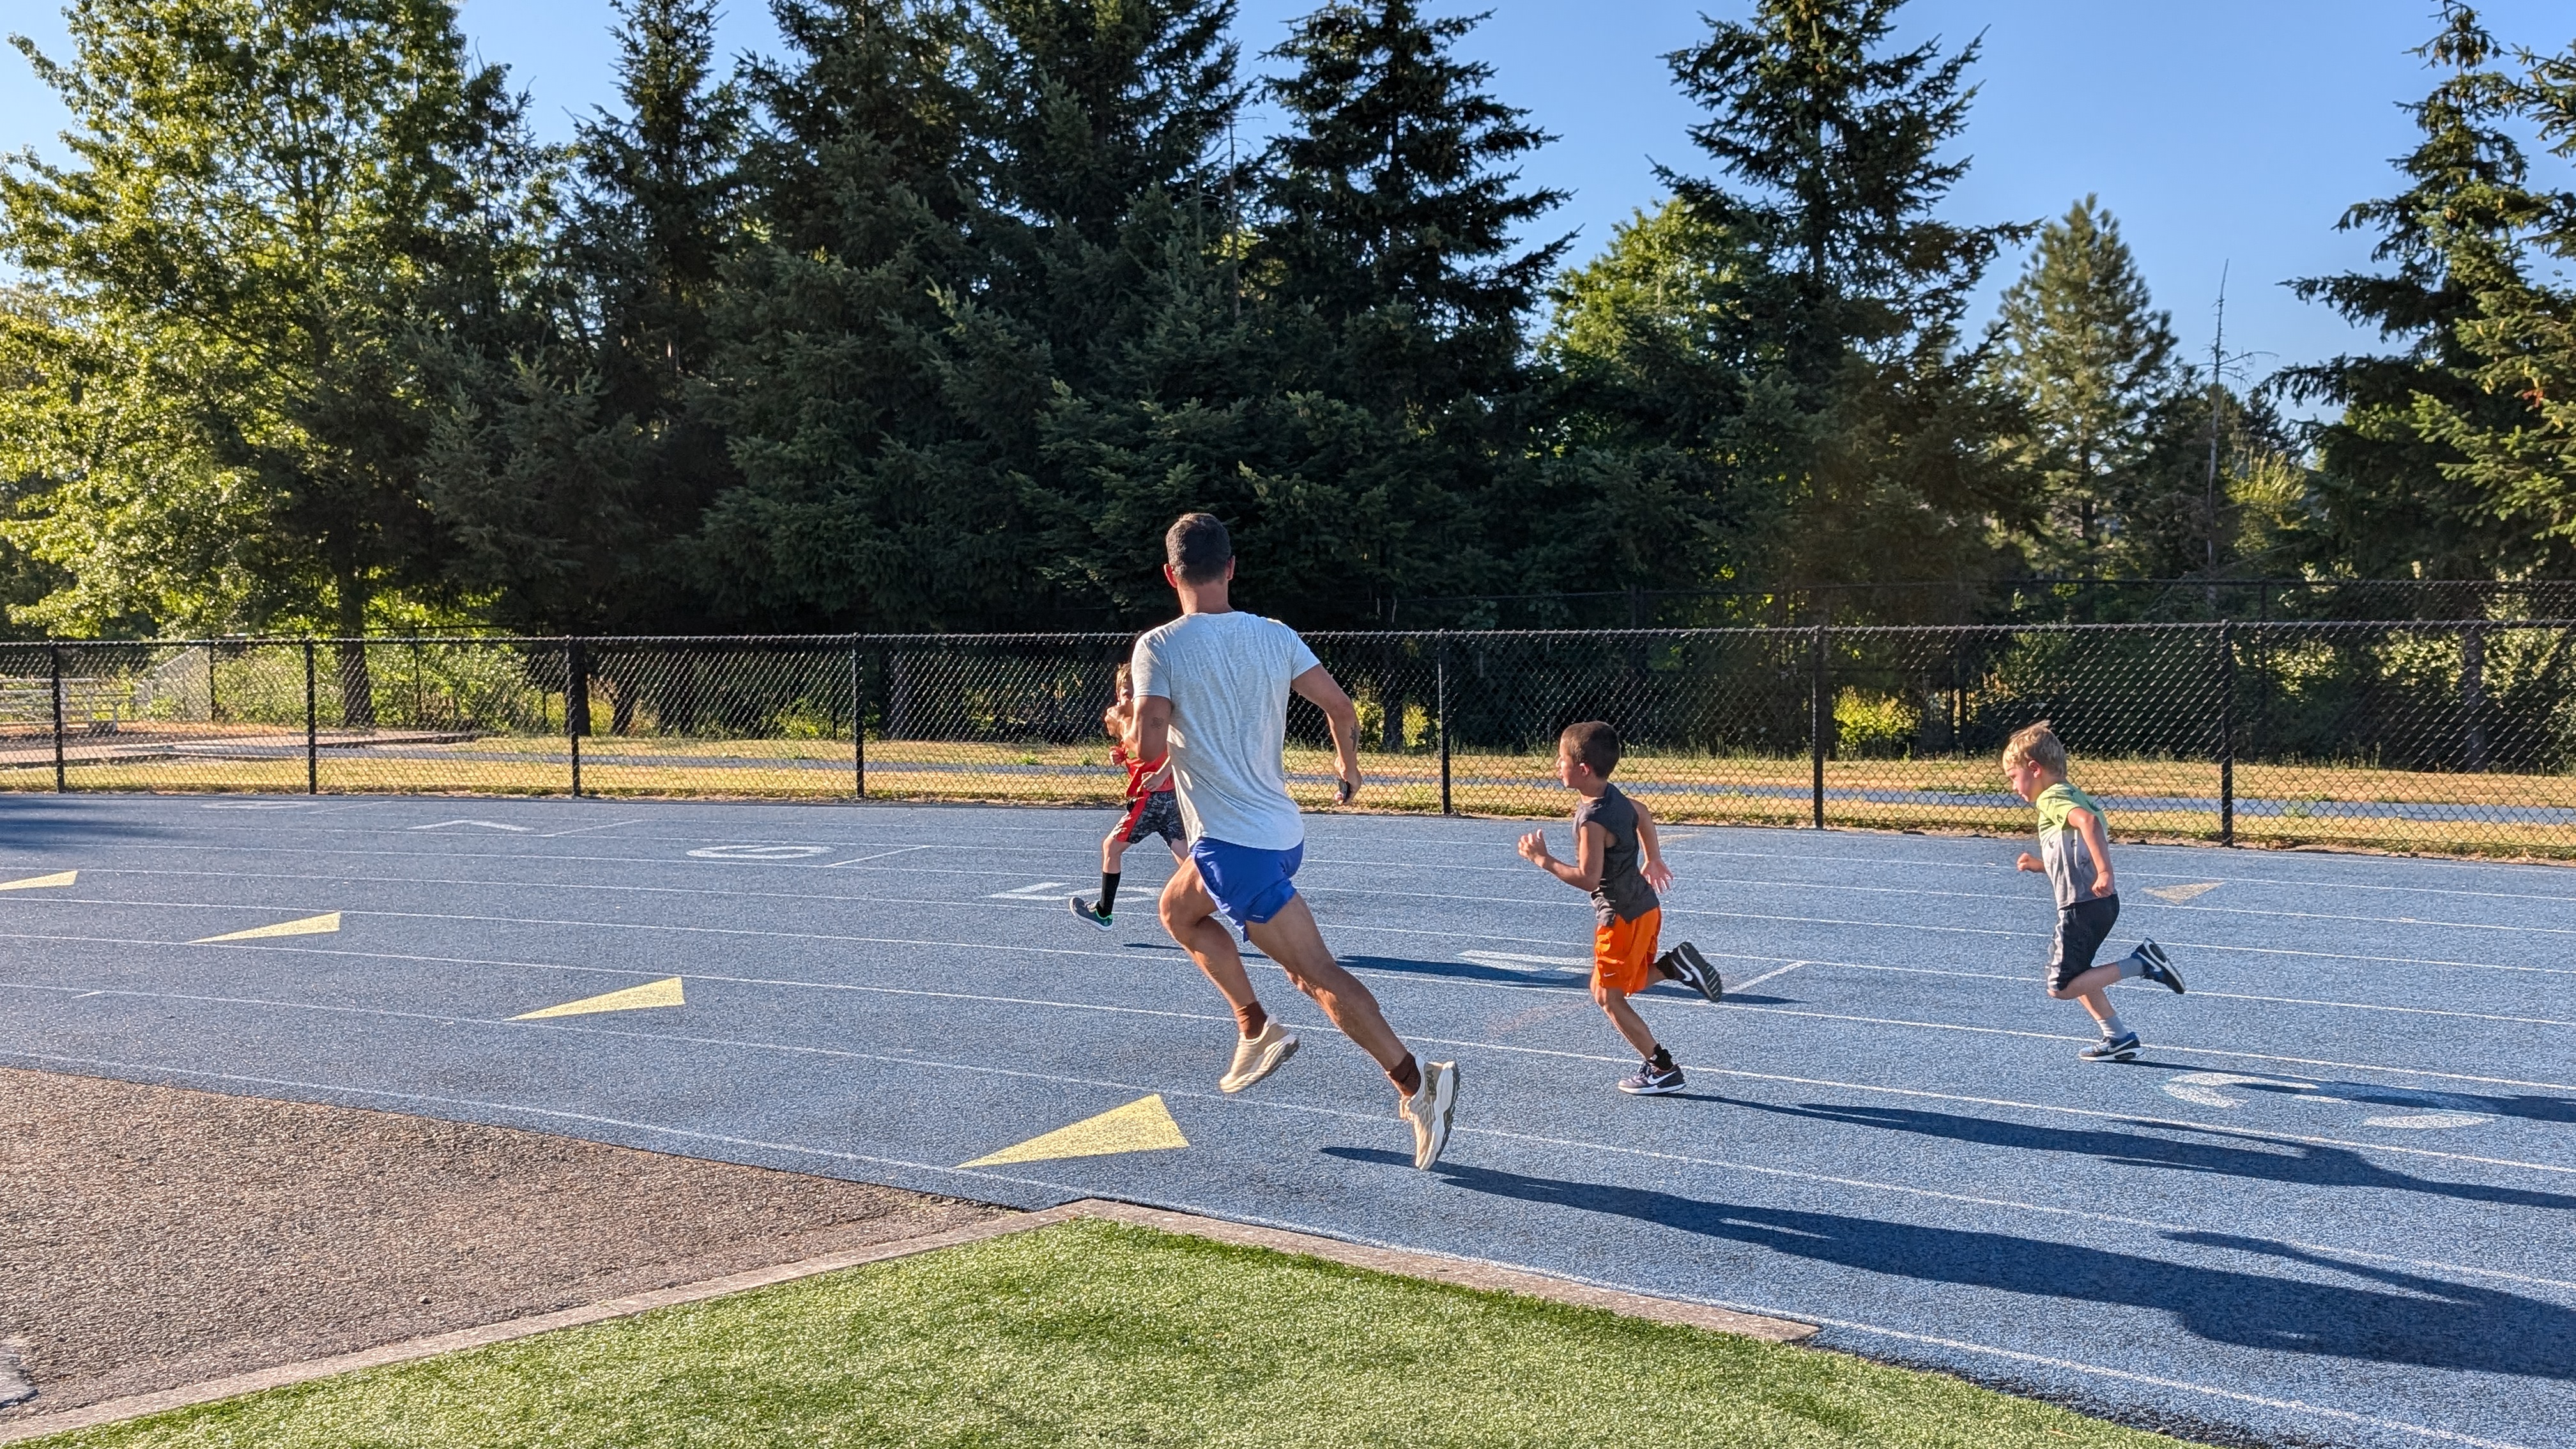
[1401, 1058, 1459, 1170]
[1218, 1019, 1299, 1094]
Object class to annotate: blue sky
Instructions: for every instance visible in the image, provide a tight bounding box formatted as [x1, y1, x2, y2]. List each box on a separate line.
[8, 0, 2574, 399]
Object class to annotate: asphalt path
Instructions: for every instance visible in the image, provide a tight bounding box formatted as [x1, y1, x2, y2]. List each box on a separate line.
[2, 793, 2571, 1448]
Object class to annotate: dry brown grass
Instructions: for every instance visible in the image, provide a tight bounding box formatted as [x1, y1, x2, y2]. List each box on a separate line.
[4, 736, 2568, 861]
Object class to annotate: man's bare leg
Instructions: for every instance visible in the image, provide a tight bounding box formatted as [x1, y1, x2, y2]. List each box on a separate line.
[1244, 895, 1415, 1087]
[1158, 862, 1266, 1034]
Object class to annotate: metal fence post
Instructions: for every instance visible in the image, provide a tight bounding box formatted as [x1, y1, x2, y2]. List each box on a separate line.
[2461, 622, 2487, 772]
[1436, 631, 1452, 816]
[852, 637, 866, 800]
[2218, 620, 2235, 847]
[1809, 624, 1827, 829]
[49, 641, 65, 793]
[566, 637, 588, 798]
[303, 639, 318, 795]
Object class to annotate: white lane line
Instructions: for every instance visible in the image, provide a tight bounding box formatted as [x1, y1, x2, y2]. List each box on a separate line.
[8, 903, 2570, 1092]
[12, 902, 2571, 1098]
[410, 820, 533, 833]
[10, 985, 2565, 1289]
[826, 845, 934, 868]
[50, 1036, 2483, 1449]
[1562, 866, 2576, 939]
[1728, 962, 1811, 992]
[10, 992, 2572, 1309]
[540, 818, 648, 838]
[30, 890, 2552, 1032]
[1459, 951, 1588, 970]
[79, 844, 2576, 976]
[13, 959, 2574, 1181]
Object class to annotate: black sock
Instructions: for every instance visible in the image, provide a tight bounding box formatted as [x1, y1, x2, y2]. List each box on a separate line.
[1098, 871, 1120, 915]
[1649, 1045, 1673, 1072]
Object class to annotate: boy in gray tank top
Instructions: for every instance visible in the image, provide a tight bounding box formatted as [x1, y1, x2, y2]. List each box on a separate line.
[1517, 721, 1725, 1094]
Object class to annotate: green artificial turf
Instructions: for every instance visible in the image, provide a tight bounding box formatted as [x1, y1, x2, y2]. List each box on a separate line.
[27, 1219, 2183, 1449]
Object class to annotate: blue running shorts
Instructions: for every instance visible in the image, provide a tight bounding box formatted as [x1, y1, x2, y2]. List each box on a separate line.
[1190, 838, 1305, 935]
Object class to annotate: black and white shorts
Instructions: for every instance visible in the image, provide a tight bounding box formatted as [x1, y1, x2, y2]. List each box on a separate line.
[2048, 895, 2121, 992]
[1123, 790, 1186, 848]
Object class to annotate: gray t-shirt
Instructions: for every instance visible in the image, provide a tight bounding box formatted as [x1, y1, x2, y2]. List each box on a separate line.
[1130, 611, 1321, 851]
[1574, 783, 1659, 925]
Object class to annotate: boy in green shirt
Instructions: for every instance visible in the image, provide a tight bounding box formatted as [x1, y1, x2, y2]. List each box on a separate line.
[2004, 721, 2186, 1061]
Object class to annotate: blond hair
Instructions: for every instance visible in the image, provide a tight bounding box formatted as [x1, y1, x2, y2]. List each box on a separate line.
[1114, 661, 1133, 691]
[2002, 721, 2067, 775]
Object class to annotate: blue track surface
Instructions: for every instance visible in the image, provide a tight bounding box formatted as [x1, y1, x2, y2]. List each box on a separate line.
[3, 794, 2570, 1448]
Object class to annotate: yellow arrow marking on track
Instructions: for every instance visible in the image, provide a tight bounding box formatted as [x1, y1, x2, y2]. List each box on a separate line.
[960, 1094, 1188, 1168]
[194, 911, 341, 944]
[515, 976, 684, 1020]
[2142, 882, 2223, 904]
[0, 871, 75, 891]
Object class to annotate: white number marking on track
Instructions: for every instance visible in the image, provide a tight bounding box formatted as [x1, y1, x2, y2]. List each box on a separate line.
[687, 844, 833, 861]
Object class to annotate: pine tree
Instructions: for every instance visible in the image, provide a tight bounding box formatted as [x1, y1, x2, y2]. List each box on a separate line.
[692, 0, 1021, 628]
[427, 0, 749, 631]
[2283, 3, 2557, 581]
[1258, 0, 1567, 405]
[2412, 27, 2576, 562]
[1661, 0, 2032, 609]
[1989, 195, 2177, 573]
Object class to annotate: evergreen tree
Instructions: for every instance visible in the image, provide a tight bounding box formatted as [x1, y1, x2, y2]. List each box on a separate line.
[1989, 195, 2178, 574]
[427, 0, 747, 631]
[1, 0, 538, 698]
[2284, 4, 2557, 582]
[2412, 29, 2576, 562]
[692, 0, 1021, 627]
[1662, 0, 2033, 608]
[1514, 199, 1787, 604]
[1259, 0, 1566, 404]
[1032, 0, 1571, 627]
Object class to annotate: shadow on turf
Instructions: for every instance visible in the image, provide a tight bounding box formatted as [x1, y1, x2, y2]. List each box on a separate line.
[1720, 1100, 2576, 1214]
[1324, 1146, 2576, 1379]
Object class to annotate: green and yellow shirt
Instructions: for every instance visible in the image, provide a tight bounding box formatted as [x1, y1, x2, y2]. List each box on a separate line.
[2034, 782, 2110, 909]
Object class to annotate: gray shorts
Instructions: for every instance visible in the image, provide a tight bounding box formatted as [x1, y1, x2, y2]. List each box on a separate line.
[2049, 895, 2120, 992]
[1123, 790, 1186, 848]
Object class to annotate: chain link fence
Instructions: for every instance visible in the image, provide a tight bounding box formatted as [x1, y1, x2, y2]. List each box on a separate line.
[4, 623, 2571, 859]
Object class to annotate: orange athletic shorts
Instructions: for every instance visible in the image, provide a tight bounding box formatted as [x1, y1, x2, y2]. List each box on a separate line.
[1592, 907, 1662, 994]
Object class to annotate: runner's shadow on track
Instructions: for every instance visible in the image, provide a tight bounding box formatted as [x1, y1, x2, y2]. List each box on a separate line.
[1323, 1146, 2576, 1379]
[1341, 956, 1585, 990]
[0, 801, 169, 846]
[1722, 1100, 2576, 1214]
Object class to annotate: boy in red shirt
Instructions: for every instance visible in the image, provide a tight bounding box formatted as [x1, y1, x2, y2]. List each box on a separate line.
[1071, 663, 1187, 928]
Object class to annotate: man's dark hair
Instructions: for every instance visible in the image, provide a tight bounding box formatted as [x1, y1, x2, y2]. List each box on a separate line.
[1560, 721, 1621, 777]
[1165, 512, 1232, 585]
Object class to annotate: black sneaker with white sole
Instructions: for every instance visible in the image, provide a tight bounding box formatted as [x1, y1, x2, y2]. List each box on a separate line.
[1657, 940, 1724, 1003]
[1616, 1060, 1687, 1094]
[2080, 1031, 2142, 1062]
[1068, 894, 1113, 931]
[2134, 939, 2184, 993]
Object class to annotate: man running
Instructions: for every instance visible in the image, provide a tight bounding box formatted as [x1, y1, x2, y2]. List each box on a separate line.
[1128, 512, 1460, 1170]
